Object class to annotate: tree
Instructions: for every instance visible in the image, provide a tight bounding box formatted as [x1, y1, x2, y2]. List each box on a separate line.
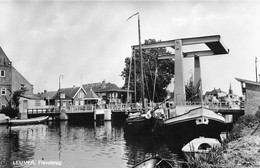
[185, 76, 201, 102]
[121, 39, 175, 103]
[2, 87, 27, 118]
[185, 77, 195, 101]
[9, 87, 27, 109]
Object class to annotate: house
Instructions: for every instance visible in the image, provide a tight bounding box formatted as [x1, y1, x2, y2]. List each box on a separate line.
[40, 90, 57, 106]
[83, 80, 133, 104]
[204, 85, 241, 108]
[0, 47, 33, 110]
[236, 78, 260, 115]
[41, 85, 101, 108]
[19, 94, 46, 113]
[204, 88, 227, 104]
[41, 81, 133, 107]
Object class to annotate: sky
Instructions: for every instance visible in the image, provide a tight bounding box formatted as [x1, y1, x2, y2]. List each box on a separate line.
[0, 0, 260, 96]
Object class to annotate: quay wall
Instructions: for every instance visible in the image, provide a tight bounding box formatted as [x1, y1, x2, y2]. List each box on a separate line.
[245, 83, 260, 115]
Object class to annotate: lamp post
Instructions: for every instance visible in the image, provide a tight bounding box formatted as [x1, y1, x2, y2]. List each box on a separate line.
[59, 75, 63, 111]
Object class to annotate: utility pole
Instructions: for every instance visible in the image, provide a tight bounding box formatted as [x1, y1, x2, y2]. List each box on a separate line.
[255, 57, 258, 82]
[59, 74, 63, 111]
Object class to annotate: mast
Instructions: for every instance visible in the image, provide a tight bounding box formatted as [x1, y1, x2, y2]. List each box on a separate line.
[127, 50, 133, 103]
[126, 12, 144, 107]
[138, 14, 145, 110]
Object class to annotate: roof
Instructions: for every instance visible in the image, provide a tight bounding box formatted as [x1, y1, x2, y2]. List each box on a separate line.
[235, 78, 260, 86]
[40, 91, 57, 99]
[83, 82, 131, 93]
[0, 47, 11, 66]
[43, 81, 132, 100]
[55, 86, 99, 100]
[83, 82, 118, 92]
[20, 94, 42, 100]
[84, 88, 100, 99]
[59, 86, 81, 99]
[12, 66, 33, 86]
[205, 88, 224, 95]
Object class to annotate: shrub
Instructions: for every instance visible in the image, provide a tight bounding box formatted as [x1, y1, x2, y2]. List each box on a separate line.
[255, 109, 260, 119]
[226, 114, 258, 142]
[185, 146, 226, 168]
[1, 106, 19, 118]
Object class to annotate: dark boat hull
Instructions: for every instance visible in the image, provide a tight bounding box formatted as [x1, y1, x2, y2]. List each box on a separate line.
[162, 107, 226, 151]
[163, 119, 225, 148]
[124, 117, 163, 136]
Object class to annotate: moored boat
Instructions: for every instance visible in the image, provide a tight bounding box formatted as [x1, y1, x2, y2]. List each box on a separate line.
[9, 116, 49, 126]
[124, 110, 164, 136]
[132, 156, 175, 168]
[163, 106, 225, 149]
[182, 137, 221, 154]
[0, 113, 10, 125]
[124, 13, 165, 136]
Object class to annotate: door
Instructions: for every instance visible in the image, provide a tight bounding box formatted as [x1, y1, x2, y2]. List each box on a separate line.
[23, 100, 28, 112]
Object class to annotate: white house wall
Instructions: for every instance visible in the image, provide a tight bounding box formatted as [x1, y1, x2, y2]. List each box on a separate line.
[19, 97, 47, 113]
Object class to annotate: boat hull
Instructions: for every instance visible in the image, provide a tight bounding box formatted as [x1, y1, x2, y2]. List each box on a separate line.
[9, 116, 49, 126]
[0, 119, 9, 125]
[162, 107, 226, 151]
[0, 114, 10, 125]
[124, 117, 163, 136]
[132, 156, 174, 168]
[182, 137, 221, 154]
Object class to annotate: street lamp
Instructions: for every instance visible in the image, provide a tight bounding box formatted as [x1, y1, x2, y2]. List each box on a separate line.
[59, 75, 64, 111]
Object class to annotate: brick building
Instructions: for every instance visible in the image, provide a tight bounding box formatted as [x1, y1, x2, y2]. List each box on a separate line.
[236, 78, 260, 115]
[0, 47, 33, 110]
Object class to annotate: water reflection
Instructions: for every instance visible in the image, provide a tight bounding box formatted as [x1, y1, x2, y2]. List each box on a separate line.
[0, 121, 180, 168]
[0, 125, 12, 168]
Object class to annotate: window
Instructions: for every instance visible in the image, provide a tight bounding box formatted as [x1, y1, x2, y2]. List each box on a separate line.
[78, 91, 84, 98]
[35, 100, 41, 106]
[1, 88, 6, 95]
[20, 84, 25, 89]
[0, 70, 5, 77]
[60, 93, 65, 98]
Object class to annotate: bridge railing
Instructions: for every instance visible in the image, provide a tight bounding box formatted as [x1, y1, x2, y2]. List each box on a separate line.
[27, 105, 98, 114]
[68, 105, 94, 112]
[26, 101, 243, 114]
[27, 107, 59, 114]
[105, 101, 243, 111]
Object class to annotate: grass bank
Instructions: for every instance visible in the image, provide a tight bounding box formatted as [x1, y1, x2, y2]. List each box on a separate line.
[185, 112, 260, 168]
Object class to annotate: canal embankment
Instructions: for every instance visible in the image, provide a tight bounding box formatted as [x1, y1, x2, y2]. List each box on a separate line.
[221, 113, 260, 168]
[185, 111, 260, 168]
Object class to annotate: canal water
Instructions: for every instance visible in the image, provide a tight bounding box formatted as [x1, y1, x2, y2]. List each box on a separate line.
[0, 121, 183, 168]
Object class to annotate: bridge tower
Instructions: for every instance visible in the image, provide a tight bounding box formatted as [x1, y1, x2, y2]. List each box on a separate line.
[132, 35, 229, 105]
